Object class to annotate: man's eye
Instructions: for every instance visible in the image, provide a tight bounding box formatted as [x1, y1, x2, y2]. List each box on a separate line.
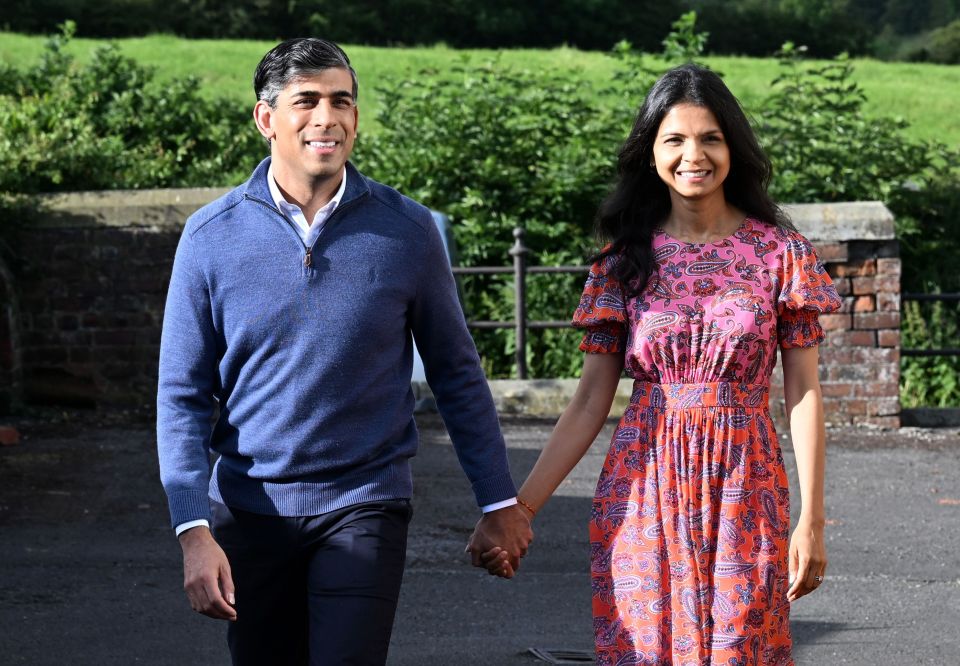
[333, 99, 353, 108]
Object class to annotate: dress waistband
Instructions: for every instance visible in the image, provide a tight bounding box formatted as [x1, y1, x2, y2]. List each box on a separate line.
[630, 381, 770, 410]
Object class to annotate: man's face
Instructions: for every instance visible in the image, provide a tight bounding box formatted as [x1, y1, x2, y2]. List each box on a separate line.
[254, 67, 358, 187]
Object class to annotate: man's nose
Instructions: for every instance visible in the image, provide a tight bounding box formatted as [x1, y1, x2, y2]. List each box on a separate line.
[311, 100, 337, 127]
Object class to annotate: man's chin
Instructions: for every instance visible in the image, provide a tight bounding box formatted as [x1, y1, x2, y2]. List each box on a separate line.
[306, 162, 346, 180]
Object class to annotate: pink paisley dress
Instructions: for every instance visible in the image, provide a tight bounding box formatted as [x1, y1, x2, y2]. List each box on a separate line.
[572, 219, 841, 666]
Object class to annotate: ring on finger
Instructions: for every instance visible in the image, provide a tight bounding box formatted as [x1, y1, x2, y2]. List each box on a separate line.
[814, 575, 824, 583]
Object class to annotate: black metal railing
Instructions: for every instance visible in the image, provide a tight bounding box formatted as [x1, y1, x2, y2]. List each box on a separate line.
[451, 228, 588, 379]
[901, 293, 960, 357]
[454, 230, 959, 375]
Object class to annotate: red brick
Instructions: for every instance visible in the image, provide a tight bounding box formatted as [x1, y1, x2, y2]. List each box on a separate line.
[867, 397, 901, 416]
[851, 348, 899, 364]
[843, 399, 870, 415]
[93, 329, 137, 345]
[820, 314, 852, 331]
[877, 329, 900, 347]
[825, 416, 854, 428]
[853, 295, 876, 312]
[874, 275, 900, 294]
[857, 416, 900, 428]
[23, 347, 69, 364]
[57, 315, 79, 331]
[823, 330, 876, 347]
[854, 381, 899, 398]
[876, 292, 900, 312]
[70, 348, 92, 363]
[0, 426, 20, 446]
[876, 258, 902, 277]
[833, 278, 852, 296]
[831, 259, 877, 277]
[851, 277, 876, 295]
[828, 364, 879, 382]
[820, 382, 854, 398]
[817, 243, 848, 262]
[853, 312, 900, 330]
[819, 348, 853, 365]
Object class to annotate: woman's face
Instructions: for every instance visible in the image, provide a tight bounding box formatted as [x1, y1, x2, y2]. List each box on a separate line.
[651, 103, 730, 204]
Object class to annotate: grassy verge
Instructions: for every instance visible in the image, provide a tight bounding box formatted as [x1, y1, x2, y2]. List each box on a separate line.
[1, 32, 958, 145]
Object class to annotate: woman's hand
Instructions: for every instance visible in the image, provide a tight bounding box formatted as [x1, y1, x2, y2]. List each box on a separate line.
[787, 517, 827, 602]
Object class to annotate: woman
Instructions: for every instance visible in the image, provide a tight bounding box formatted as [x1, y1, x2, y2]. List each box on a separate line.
[479, 63, 840, 664]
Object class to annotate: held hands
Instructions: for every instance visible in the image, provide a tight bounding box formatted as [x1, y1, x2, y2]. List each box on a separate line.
[787, 517, 827, 602]
[465, 504, 534, 579]
[179, 526, 237, 620]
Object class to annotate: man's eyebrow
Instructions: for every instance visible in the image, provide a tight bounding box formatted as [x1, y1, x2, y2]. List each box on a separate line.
[291, 89, 354, 100]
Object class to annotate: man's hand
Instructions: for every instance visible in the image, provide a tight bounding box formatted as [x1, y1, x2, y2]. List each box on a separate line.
[179, 526, 237, 620]
[465, 505, 533, 579]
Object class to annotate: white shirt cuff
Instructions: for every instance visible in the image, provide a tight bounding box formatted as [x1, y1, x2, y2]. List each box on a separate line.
[175, 519, 210, 537]
[481, 497, 518, 513]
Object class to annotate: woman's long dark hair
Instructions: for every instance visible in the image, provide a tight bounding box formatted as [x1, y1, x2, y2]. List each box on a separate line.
[595, 63, 793, 296]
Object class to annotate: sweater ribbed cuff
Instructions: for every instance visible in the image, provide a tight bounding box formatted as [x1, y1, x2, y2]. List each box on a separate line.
[471, 472, 518, 508]
[167, 489, 212, 528]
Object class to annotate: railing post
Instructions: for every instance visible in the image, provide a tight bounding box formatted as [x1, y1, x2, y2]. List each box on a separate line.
[509, 227, 529, 379]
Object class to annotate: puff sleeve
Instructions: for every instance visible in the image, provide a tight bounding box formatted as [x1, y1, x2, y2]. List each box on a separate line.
[572, 253, 628, 354]
[776, 233, 842, 349]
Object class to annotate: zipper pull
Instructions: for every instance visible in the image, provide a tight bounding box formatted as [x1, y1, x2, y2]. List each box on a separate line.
[304, 248, 312, 268]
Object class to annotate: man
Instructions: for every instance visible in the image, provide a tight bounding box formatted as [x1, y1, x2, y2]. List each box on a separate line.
[157, 37, 532, 665]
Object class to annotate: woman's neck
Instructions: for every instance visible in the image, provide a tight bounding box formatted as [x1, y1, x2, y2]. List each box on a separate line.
[662, 193, 744, 244]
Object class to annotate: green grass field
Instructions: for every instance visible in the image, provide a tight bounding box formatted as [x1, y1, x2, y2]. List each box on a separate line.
[2, 32, 958, 146]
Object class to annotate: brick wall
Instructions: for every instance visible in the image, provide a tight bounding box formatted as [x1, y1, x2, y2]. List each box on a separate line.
[770, 202, 901, 428]
[0, 194, 900, 427]
[0, 188, 227, 411]
[0, 254, 21, 412]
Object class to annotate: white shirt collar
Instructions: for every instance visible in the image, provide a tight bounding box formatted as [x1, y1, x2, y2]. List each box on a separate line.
[266, 163, 348, 231]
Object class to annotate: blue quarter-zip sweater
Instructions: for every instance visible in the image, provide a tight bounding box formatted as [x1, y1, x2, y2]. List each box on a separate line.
[157, 158, 517, 528]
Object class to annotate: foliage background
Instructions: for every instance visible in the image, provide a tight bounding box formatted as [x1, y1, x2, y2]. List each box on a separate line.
[0, 17, 958, 405]
[3, 0, 960, 62]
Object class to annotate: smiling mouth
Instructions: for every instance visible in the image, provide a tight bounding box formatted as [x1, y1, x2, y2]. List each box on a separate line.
[307, 140, 337, 149]
[678, 169, 710, 177]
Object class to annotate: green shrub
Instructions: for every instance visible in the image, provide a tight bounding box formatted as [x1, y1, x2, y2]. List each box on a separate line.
[358, 36, 960, 394]
[357, 59, 635, 378]
[3, 24, 958, 404]
[928, 19, 960, 63]
[0, 22, 261, 202]
[756, 43, 960, 407]
[901, 300, 960, 407]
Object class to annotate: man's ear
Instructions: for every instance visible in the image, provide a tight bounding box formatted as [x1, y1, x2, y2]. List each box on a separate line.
[253, 100, 275, 142]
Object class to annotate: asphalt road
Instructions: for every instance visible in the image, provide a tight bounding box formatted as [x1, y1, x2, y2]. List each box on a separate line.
[0, 412, 957, 665]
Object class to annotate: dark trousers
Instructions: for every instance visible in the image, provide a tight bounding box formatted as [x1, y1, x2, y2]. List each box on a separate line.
[210, 498, 413, 666]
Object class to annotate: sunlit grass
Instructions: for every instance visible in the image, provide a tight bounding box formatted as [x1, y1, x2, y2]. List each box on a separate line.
[1, 32, 958, 145]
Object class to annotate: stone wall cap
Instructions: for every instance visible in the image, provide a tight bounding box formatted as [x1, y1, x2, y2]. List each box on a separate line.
[783, 201, 895, 241]
[30, 187, 233, 230]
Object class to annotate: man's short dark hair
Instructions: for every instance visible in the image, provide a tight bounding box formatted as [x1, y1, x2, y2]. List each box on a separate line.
[254, 38, 359, 108]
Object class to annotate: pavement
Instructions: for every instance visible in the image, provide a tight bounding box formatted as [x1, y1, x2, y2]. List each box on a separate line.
[0, 411, 958, 665]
